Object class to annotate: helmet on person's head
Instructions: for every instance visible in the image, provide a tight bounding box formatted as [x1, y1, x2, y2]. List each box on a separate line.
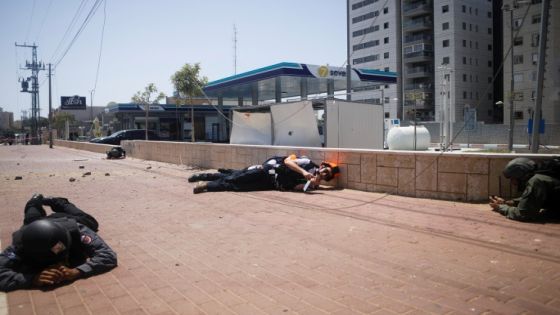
[20, 219, 71, 265]
[503, 157, 536, 181]
[319, 162, 340, 181]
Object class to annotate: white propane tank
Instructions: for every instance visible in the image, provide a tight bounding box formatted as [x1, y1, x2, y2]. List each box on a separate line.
[386, 126, 431, 150]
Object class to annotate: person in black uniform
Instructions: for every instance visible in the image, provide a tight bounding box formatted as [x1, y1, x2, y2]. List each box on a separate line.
[188, 155, 339, 194]
[0, 194, 117, 292]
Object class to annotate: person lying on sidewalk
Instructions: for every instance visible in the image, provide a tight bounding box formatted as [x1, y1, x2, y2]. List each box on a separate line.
[188, 155, 339, 194]
[0, 194, 117, 292]
[489, 157, 560, 221]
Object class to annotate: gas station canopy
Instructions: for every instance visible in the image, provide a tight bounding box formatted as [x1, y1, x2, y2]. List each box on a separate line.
[203, 62, 397, 102]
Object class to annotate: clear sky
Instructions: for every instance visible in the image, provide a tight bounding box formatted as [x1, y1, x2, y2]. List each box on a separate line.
[0, 0, 347, 119]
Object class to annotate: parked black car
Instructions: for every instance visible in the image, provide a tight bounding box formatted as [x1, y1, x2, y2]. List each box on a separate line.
[90, 129, 160, 145]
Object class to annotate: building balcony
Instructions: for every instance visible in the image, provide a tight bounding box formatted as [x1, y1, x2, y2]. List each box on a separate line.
[404, 34, 433, 45]
[403, 19, 432, 32]
[406, 67, 433, 79]
[403, 50, 433, 63]
[403, 101, 434, 111]
[403, 1, 432, 18]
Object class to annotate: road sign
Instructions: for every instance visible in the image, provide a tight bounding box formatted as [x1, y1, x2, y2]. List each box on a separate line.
[464, 108, 477, 131]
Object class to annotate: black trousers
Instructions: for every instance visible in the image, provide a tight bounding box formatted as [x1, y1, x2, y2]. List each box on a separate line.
[206, 168, 275, 192]
[23, 197, 99, 232]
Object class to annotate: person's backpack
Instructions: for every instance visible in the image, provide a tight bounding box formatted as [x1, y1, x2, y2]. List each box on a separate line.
[536, 157, 560, 179]
[106, 146, 126, 159]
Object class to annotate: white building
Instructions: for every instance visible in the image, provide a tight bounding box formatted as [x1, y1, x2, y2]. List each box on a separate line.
[502, 0, 560, 126]
[348, 0, 495, 123]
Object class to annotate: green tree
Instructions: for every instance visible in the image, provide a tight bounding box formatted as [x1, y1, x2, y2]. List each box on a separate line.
[53, 112, 75, 138]
[171, 63, 208, 142]
[131, 83, 165, 140]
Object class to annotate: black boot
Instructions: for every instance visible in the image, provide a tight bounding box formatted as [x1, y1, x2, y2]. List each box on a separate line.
[188, 173, 222, 182]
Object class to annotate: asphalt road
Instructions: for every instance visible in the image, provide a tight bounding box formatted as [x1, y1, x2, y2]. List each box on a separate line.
[1, 144, 560, 314]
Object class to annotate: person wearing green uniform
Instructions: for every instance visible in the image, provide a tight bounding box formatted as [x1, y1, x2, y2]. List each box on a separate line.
[489, 157, 560, 221]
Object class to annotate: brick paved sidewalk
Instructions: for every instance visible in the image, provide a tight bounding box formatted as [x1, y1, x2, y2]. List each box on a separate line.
[1, 145, 559, 314]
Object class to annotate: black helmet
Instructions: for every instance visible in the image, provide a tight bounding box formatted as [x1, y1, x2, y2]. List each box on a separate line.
[20, 219, 71, 265]
[503, 157, 536, 181]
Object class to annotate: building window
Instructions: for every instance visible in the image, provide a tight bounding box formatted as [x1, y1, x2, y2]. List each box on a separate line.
[532, 53, 538, 64]
[442, 56, 450, 64]
[462, 40, 466, 47]
[384, 22, 389, 29]
[488, 76, 492, 83]
[463, 91, 468, 99]
[532, 14, 541, 24]
[463, 74, 467, 82]
[352, 54, 380, 65]
[514, 111, 524, 120]
[442, 22, 449, 30]
[488, 28, 492, 34]
[384, 67, 390, 72]
[442, 5, 449, 13]
[513, 37, 523, 46]
[383, 7, 388, 14]
[352, 25, 380, 37]
[531, 71, 537, 80]
[532, 33, 540, 47]
[488, 44, 492, 51]
[488, 11, 492, 18]
[514, 73, 523, 82]
[353, 39, 380, 51]
[488, 60, 492, 67]
[513, 54, 524, 64]
[352, 10, 380, 24]
[475, 41, 479, 49]
[385, 112, 390, 118]
[514, 18, 523, 29]
[384, 52, 389, 59]
[462, 5, 466, 13]
[463, 57, 467, 64]
[384, 37, 389, 44]
[462, 22, 467, 30]
[443, 40, 450, 47]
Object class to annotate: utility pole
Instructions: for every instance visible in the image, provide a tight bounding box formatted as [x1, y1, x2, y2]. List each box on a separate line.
[16, 42, 44, 145]
[346, 0, 352, 101]
[502, 5, 515, 152]
[233, 24, 237, 75]
[48, 63, 53, 148]
[531, 0, 550, 153]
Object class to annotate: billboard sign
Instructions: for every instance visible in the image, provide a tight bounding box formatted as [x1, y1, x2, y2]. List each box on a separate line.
[61, 96, 87, 110]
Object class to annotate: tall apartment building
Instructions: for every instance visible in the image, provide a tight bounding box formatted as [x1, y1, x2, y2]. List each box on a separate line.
[502, 0, 560, 126]
[349, 0, 495, 123]
[0, 107, 14, 129]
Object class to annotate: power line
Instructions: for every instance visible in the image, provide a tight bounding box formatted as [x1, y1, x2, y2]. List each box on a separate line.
[54, 0, 104, 68]
[52, 0, 104, 68]
[49, 0, 89, 63]
[91, 0, 107, 99]
[34, 0, 54, 43]
[24, 0, 37, 43]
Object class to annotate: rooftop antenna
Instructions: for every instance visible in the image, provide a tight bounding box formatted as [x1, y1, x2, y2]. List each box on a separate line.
[233, 24, 237, 75]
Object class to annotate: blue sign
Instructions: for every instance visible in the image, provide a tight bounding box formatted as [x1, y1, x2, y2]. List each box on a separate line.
[527, 119, 545, 134]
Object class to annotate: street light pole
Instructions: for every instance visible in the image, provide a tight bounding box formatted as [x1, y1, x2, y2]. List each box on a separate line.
[48, 63, 53, 149]
[531, 0, 550, 153]
[506, 6, 515, 152]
